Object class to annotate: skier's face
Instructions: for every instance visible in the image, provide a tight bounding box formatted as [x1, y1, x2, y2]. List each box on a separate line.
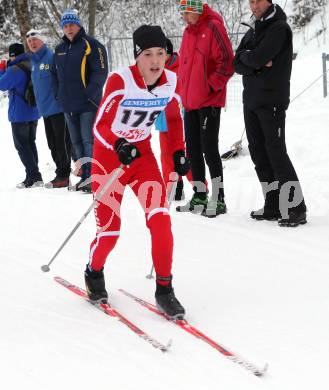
[136, 47, 166, 86]
[249, 0, 272, 20]
[26, 37, 44, 53]
[63, 23, 81, 41]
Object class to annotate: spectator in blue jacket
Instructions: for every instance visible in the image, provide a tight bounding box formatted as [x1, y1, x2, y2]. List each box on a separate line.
[26, 29, 72, 189]
[53, 9, 108, 193]
[0, 43, 42, 188]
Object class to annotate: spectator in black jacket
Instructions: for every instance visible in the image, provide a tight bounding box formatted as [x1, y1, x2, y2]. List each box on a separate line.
[234, 0, 307, 227]
[53, 9, 108, 193]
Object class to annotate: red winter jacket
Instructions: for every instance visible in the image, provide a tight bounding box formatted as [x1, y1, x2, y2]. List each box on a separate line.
[178, 4, 234, 111]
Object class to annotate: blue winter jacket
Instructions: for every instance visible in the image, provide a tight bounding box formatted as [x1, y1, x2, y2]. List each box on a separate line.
[54, 28, 108, 114]
[29, 45, 63, 117]
[0, 56, 39, 123]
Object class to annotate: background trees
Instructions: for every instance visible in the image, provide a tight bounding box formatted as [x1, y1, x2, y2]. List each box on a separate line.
[0, 0, 327, 59]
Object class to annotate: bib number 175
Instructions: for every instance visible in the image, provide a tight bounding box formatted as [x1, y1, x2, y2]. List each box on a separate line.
[121, 109, 162, 127]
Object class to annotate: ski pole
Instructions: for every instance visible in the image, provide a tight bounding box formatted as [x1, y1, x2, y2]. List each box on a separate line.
[41, 164, 124, 273]
[146, 173, 179, 279]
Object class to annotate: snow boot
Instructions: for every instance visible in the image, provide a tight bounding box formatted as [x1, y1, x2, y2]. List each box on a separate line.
[81, 183, 92, 194]
[45, 176, 70, 189]
[176, 192, 208, 213]
[278, 210, 307, 227]
[17, 174, 43, 188]
[250, 208, 281, 221]
[84, 265, 108, 304]
[68, 178, 85, 192]
[201, 198, 227, 218]
[155, 276, 185, 320]
[16, 177, 29, 189]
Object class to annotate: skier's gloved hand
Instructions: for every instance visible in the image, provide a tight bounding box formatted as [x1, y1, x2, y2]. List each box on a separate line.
[173, 150, 190, 176]
[115, 138, 141, 165]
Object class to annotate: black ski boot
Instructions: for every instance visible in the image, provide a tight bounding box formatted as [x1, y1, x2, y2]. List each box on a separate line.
[278, 210, 307, 227]
[84, 265, 108, 304]
[250, 208, 281, 221]
[155, 276, 185, 320]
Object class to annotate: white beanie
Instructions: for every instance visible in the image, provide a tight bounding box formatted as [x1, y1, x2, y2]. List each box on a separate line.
[26, 29, 45, 42]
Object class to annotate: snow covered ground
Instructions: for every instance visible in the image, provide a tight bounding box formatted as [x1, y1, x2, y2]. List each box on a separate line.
[1, 26, 329, 390]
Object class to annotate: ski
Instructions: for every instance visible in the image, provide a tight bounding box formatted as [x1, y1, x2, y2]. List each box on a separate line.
[119, 288, 268, 376]
[54, 277, 171, 352]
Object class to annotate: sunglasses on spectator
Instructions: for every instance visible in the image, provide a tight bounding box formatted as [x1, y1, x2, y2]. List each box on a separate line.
[26, 32, 39, 38]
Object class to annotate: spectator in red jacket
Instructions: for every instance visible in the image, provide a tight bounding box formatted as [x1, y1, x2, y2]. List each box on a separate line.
[177, 0, 234, 217]
[155, 38, 194, 201]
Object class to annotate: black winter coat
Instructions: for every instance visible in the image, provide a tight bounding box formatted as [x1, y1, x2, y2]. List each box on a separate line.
[234, 4, 292, 109]
[54, 28, 108, 114]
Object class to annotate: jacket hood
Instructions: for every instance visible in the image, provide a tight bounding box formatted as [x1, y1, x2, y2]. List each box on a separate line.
[187, 4, 224, 31]
[200, 4, 224, 25]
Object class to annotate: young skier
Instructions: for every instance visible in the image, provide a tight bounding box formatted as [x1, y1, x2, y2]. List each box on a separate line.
[85, 25, 190, 319]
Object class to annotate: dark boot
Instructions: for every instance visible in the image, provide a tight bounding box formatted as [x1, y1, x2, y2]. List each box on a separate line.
[24, 174, 44, 188]
[45, 176, 70, 189]
[155, 276, 185, 320]
[278, 210, 307, 227]
[68, 178, 85, 192]
[84, 265, 108, 304]
[250, 208, 281, 221]
[16, 177, 29, 189]
[81, 183, 92, 194]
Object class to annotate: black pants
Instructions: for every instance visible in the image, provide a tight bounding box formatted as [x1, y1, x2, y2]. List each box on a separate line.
[244, 104, 306, 213]
[184, 107, 224, 200]
[44, 112, 72, 178]
[11, 120, 41, 180]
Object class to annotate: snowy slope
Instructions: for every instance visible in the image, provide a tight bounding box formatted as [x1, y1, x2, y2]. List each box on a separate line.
[1, 20, 329, 390]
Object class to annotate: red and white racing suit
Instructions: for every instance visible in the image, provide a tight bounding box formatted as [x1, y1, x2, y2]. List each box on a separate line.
[89, 64, 185, 281]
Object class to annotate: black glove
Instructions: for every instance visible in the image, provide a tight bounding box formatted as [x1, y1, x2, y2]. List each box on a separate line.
[173, 150, 190, 176]
[115, 138, 140, 165]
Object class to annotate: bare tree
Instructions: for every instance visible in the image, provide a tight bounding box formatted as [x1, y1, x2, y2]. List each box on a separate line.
[14, 0, 31, 42]
[88, 0, 97, 36]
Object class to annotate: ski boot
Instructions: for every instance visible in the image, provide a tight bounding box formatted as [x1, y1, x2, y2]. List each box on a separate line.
[84, 265, 108, 304]
[155, 276, 185, 320]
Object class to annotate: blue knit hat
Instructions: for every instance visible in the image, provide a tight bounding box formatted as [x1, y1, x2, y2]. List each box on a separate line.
[60, 9, 81, 28]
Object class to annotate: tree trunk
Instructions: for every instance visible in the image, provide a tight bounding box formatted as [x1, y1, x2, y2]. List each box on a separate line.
[14, 0, 31, 43]
[88, 0, 97, 37]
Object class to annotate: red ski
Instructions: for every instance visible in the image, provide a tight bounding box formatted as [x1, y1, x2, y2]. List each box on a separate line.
[54, 277, 170, 352]
[119, 288, 268, 376]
